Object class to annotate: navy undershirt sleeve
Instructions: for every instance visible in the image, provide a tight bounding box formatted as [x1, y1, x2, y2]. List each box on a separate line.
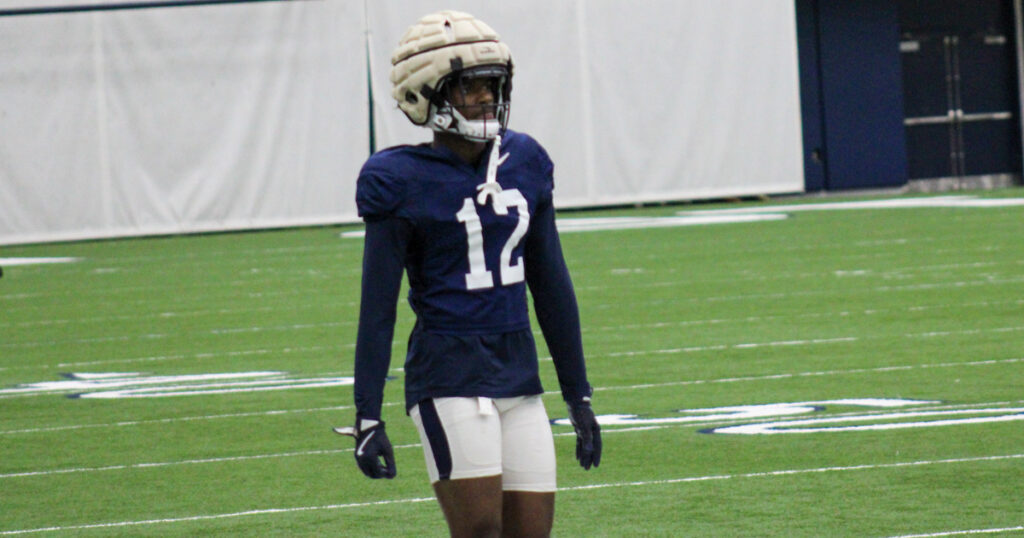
[524, 195, 593, 404]
[353, 217, 412, 420]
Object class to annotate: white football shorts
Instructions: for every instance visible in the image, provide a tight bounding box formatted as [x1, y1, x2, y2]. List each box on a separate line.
[410, 395, 557, 492]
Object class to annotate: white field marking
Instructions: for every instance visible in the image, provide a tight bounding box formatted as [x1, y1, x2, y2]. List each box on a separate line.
[6, 286, 1015, 354]
[0, 321, 354, 350]
[558, 453, 1024, 493]
[0, 257, 81, 266]
[0, 496, 437, 536]
[0, 372, 356, 399]
[6, 256, 1015, 336]
[0, 449, 342, 479]
[0, 245, 343, 273]
[0, 402, 403, 436]
[0, 300, 358, 330]
[56, 345, 341, 369]
[4, 256, 1014, 327]
[0, 372, 285, 396]
[0, 305, 270, 329]
[588, 298, 1024, 333]
[877, 275, 1024, 292]
[582, 272, 1024, 297]
[3, 341, 361, 375]
[0, 443, 423, 480]
[3, 453, 1021, 536]
[3, 355, 1019, 433]
[591, 260, 1023, 291]
[5, 401, 1017, 479]
[602, 337, 858, 358]
[1, 420, 657, 479]
[581, 274, 1024, 307]
[0, 277, 353, 309]
[910, 326, 1024, 338]
[553, 399, 939, 427]
[73, 377, 355, 399]
[676, 195, 1024, 215]
[551, 214, 789, 232]
[339, 214, 790, 238]
[578, 400, 1020, 432]
[6, 298, 1019, 373]
[709, 407, 1024, 435]
[590, 357, 1024, 393]
[594, 323, 1024, 360]
[888, 525, 1024, 537]
[88, 244, 351, 266]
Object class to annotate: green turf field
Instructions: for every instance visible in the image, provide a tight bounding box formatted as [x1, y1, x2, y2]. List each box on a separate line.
[2, 190, 1023, 536]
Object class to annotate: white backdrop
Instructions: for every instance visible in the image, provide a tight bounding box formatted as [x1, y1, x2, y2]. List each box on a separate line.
[0, 0, 369, 245]
[0, 0, 803, 245]
[368, 0, 804, 206]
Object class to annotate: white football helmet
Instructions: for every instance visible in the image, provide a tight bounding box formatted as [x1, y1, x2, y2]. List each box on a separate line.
[390, 10, 513, 141]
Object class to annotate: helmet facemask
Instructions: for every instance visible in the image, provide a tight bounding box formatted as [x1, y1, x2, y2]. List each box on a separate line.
[428, 65, 511, 142]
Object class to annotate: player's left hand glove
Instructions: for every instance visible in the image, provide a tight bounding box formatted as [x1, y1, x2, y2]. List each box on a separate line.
[567, 397, 601, 470]
[333, 417, 397, 479]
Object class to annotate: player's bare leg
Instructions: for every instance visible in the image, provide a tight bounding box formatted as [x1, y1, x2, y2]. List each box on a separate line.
[433, 475, 503, 538]
[502, 491, 554, 538]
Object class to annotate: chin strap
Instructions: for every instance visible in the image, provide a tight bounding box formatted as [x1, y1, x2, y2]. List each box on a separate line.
[476, 133, 507, 215]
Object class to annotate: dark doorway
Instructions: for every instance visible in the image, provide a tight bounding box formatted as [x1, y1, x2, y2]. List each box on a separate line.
[898, 0, 1021, 181]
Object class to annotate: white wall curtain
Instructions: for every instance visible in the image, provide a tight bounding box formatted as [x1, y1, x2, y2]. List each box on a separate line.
[1, 0, 802, 245]
[0, 0, 369, 245]
[368, 0, 804, 207]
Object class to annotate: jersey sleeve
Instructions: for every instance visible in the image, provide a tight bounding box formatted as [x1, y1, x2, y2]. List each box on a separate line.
[523, 186, 593, 404]
[355, 158, 407, 221]
[519, 131, 555, 191]
[353, 216, 412, 420]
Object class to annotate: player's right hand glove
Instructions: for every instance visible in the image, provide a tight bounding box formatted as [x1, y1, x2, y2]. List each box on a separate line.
[567, 397, 602, 470]
[333, 417, 396, 479]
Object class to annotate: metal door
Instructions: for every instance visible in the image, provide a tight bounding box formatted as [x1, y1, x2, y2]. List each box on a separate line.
[900, 30, 1021, 180]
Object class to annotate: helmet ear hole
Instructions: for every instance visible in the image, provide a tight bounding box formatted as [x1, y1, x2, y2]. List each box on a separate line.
[405, 91, 418, 104]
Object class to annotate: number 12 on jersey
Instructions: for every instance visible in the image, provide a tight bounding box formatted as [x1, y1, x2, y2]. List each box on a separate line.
[455, 188, 530, 291]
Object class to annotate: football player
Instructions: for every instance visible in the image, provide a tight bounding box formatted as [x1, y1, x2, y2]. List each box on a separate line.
[340, 10, 601, 537]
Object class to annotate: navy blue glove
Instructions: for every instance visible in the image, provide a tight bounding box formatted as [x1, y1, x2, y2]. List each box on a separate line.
[567, 398, 601, 470]
[334, 418, 396, 479]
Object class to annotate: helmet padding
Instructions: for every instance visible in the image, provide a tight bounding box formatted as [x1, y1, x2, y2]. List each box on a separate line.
[390, 10, 513, 140]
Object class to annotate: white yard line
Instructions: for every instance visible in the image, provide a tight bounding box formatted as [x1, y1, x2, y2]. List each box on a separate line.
[589, 324, 1024, 359]
[0, 449, 352, 479]
[0, 345, 348, 375]
[0, 257, 80, 266]
[676, 195, 1024, 214]
[4, 319, 1022, 372]
[3, 355, 1021, 420]
[589, 298, 1024, 333]
[3, 267, 1021, 345]
[4, 402, 1016, 479]
[600, 337, 858, 358]
[0, 405, 347, 435]
[590, 357, 1024, 392]
[8, 299, 1020, 371]
[0, 321, 354, 350]
[2, 453, 1021, 536]
[887, 526, 1024, 537]
[0, 402, 406, 436]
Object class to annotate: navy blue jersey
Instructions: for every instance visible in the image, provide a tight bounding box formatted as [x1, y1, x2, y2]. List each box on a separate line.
[352, 130, 591, 418]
